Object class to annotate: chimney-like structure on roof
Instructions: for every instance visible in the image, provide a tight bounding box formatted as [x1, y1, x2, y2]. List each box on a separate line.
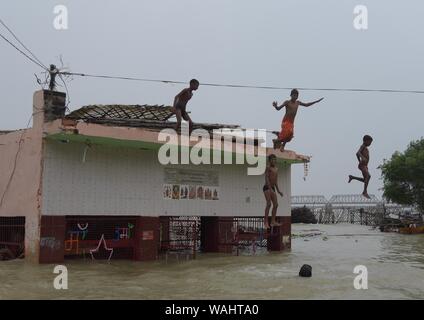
[33, 90, 66, 129]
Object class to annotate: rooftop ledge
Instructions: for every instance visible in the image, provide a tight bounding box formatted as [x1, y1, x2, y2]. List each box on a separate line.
[43, 119, 310, 165]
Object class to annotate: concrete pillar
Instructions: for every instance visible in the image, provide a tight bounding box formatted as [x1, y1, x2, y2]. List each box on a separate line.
[28, 90, 66, 263]
[32, 91, 66, 263]
[134, 217, 160, 261]
[39, 216, 66, 263]
[267, 216, 291, 251]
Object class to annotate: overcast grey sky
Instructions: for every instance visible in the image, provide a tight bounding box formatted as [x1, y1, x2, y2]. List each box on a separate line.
[1, 0, 423, 199]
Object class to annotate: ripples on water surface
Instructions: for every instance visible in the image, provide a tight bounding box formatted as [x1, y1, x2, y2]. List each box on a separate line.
[1, 224, 423, 299]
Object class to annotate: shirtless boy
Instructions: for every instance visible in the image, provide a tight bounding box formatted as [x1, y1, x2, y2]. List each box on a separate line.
[272, 89, 323, 151]
[263, 154, 283, 229]
[173, 79, 199, 133]
[348, 135, 373, 199]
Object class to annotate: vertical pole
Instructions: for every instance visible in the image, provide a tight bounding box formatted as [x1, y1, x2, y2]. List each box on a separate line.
[192, 222, 196, 259]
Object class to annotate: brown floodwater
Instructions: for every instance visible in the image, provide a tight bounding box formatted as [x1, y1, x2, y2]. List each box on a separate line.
[1, 224, 423, 299]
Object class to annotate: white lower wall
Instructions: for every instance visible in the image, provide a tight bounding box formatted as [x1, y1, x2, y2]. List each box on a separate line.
[42, 140, 291, 217]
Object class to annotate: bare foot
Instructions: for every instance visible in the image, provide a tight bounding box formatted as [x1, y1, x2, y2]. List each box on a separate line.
[264, 222, 270, 229]
[273, 139, 281, 149]
[271, 221, 281, 227]
[348, 175, 353, 183]
[362, 192, 371, 199]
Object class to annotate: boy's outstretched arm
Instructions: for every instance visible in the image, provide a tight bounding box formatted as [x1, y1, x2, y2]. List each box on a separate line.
[272, 100, 288, 111]
[299, 98, 324, 107]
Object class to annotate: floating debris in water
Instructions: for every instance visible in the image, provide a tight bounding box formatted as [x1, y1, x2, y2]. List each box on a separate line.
[299, 264, 312, 277]
[292, 231, 324, 239]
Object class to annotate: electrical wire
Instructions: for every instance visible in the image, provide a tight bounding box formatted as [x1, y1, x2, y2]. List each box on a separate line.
[0, 17, 48, 70]
[62, 71, 424, 95]
[58, 73, 71, 111]
[1, 21, 423, 96]
[0, 31, 47, 71]
[1, 16, 424, 96]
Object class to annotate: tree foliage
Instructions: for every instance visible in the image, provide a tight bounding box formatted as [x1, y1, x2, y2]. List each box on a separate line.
[292, 206, 317, 224]
[380, 139, 424, 213]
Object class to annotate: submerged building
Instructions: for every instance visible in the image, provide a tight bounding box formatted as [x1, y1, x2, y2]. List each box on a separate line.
[0, 90, 309, 263]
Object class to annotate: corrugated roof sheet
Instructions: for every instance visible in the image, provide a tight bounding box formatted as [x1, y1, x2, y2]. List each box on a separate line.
[65, 104, 241, 131]
[66, 104, 175, 122]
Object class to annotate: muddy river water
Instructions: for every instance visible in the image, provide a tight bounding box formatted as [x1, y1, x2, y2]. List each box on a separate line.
[1, 224, 423, 299]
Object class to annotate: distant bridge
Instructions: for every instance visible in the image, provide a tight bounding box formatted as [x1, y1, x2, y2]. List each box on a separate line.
[291, 194, 414, 225]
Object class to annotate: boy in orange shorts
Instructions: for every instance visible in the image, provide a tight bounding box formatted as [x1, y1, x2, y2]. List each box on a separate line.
[272, 89, 324, 151]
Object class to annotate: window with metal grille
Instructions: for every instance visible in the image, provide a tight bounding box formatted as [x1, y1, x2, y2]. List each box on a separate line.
[219, 217, 268, 256]
[160, 216, 200, 259]
[0, 217, 25, 260]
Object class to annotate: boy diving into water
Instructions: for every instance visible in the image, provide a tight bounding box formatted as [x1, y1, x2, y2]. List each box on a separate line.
[348, 135, 373, 199]
[272, 89, 323, 151]
[263, 154, 283, 229]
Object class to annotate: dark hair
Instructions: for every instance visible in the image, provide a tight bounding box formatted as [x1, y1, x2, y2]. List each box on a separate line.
[363, 135, 373, 142]
[291, 89, 299, 96]
[190, 79, 199, 86]
[268, 154, 277, 161]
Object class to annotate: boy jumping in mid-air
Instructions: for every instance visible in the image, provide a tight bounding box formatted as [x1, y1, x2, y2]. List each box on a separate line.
[263, 154, 284, 229]
[272, 89, 323, 151]
[172, 79, 199, 134]
[348, 135, 373, 199]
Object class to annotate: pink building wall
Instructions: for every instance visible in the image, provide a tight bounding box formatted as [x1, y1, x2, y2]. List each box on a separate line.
[1, 90, 308, 263]
[0, 91, 47, 262]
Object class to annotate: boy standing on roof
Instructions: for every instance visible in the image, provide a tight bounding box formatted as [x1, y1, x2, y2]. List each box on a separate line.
[172, 79, 199, 134]
[348, 135, 373, 199]
[272, 89, 323, 151]
[263, 154, 284, 229]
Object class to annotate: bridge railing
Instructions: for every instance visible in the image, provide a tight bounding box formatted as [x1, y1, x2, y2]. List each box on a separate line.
[291, 194, 415, 225]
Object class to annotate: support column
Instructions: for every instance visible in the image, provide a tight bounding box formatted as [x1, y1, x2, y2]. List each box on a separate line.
[32, 90, 66, 263]
[39, 216, 66, 263]
[267, 216, 291, 251]
[134, 217, 160, 261]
